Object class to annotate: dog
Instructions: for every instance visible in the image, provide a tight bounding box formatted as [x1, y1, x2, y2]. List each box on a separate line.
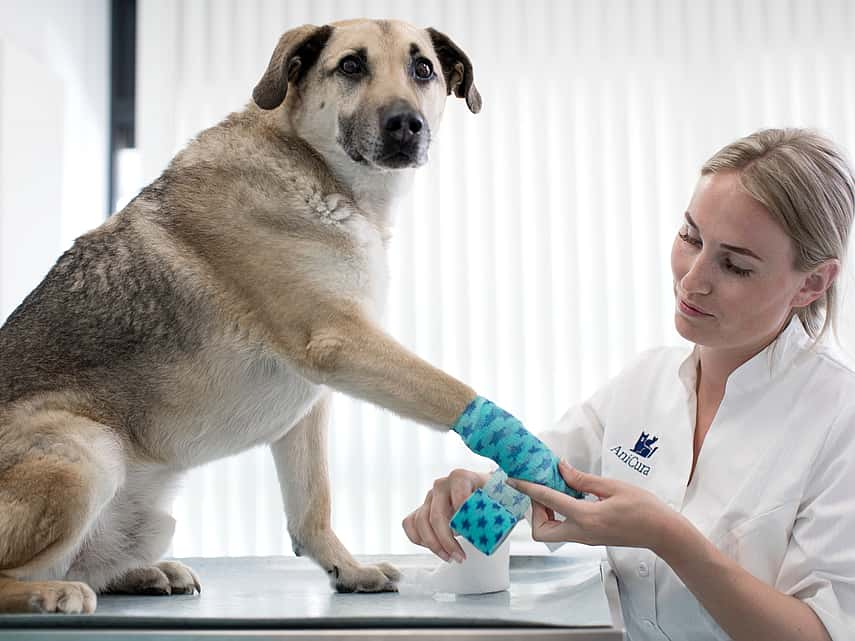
[0, 18, 482, 614]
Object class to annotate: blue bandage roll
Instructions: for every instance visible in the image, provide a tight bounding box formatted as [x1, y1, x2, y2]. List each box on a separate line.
[449, 470, 529, 555]
[452, 396, 584, 499]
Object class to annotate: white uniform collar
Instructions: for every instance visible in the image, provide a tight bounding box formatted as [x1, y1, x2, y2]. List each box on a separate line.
[677, 316, 812, 398]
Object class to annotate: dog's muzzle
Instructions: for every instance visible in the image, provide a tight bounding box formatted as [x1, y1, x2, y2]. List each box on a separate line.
[377, 101, 428, 169]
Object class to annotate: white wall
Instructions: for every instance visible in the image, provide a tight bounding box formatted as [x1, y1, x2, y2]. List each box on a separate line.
[0, 0, 109, 322]
[0, 40, 63, 318]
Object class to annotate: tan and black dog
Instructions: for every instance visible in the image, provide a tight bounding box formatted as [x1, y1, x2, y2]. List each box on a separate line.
[0, 19, 482, 613]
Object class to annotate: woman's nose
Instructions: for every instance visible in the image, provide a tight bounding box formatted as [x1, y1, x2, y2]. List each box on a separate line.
[680, 254, 713, 295]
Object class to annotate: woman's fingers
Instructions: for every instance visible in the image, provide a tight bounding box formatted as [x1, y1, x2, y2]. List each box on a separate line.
[403, 470, 490, 564]
[412, 491, 451, 561]
[529, 500, 581, 543]
[449, 476, 476, 510]
[429, 480, 466, 562]
[431, 517, 465, 562]
[402, 509, 422, 546]
[557, 461, 613, 498]
[511, 478, 579, 515]
[530, 500, 552, 529]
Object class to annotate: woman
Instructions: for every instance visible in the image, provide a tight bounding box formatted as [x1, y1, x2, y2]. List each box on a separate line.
[402, 129, 854, 641]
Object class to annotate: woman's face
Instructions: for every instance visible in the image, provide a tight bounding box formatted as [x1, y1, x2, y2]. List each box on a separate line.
[670, 171, 810, 354]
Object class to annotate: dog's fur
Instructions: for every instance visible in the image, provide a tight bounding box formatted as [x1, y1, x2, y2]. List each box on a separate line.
[0, 19, 482, 613]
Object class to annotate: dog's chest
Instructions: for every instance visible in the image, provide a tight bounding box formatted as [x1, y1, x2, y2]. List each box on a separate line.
[145, 200, 389, 466]
[154, 349, 323, 467]
[347, 217, 389, 313]
[314, 204, 389, 315]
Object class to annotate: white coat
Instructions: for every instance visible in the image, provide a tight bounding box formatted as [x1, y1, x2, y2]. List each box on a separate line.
[539, 318, 855, 640]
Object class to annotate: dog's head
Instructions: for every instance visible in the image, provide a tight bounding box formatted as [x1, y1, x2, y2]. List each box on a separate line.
[252, 19, 481, 171]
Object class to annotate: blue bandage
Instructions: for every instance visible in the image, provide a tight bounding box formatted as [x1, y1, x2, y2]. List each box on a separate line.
[448, 397, 583, 555]
[452, 396, 584, 499]
[449, 469, 529, 555]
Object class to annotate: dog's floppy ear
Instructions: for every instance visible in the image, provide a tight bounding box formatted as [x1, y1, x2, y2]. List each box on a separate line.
[253, 24, 334, 110]
[426, 28, 482, 114]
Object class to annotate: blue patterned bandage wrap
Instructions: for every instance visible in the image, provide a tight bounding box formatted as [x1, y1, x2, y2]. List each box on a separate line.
[448, 397, 584, 555]
[449, 470, 530, 555]
[452, 396, 584, 498]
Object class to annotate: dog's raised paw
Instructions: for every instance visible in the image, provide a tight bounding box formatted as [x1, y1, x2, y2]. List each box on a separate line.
[108, 561, 201, 596]
[331, 561, 400, 593]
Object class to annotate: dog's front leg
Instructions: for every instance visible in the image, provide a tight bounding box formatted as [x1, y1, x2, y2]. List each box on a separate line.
[282, 309, 477, 430]
[270, 392, 400, 592]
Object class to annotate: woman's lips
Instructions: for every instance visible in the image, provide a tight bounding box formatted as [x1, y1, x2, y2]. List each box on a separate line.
[678, 298, 713, 317]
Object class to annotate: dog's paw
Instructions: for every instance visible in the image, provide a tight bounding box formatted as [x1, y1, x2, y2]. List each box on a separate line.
[5, 580, 98, 614]
[108, 561, 201, 596]
[156, 560, 202, 594]
[330, 561, 401, 593]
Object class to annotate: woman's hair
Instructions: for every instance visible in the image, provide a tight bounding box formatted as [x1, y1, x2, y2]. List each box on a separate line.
[701, 128, 855, 341]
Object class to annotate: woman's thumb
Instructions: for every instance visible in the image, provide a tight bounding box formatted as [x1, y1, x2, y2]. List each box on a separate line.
[558, 459, 608, 497]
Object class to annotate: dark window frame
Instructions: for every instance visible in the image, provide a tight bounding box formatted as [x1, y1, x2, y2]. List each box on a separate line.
[109, 0, 136, 215]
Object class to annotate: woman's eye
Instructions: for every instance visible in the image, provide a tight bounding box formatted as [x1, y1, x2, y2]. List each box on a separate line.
[414, 58, 434, 80]
[724, 259, 752, 278]
[339, 56, 363, 76]
[678, 229, 701, 247]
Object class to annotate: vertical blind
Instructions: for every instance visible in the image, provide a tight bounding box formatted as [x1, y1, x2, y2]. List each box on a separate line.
[136, 0, 855, 556]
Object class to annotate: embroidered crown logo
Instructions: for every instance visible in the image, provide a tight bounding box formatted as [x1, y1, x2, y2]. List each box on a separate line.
[631, 431, 659, 458]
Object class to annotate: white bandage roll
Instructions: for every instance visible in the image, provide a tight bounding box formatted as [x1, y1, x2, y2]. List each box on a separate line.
[429, 536, 511, 595]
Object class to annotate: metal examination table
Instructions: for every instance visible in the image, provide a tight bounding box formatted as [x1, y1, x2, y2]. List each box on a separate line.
[0, 553, 625, 640]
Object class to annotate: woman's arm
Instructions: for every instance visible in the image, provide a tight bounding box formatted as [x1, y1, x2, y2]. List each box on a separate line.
[512, 462, 831, 641]
[659, 509, 830, 641]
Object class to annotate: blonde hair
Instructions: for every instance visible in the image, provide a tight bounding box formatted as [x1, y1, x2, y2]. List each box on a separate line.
[701, 128, 855, 341]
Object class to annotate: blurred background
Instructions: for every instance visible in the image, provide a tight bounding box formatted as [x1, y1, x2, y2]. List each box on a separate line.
[1, 0, 854, 558]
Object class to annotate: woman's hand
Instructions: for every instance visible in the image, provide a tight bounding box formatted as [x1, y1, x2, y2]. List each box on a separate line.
[402, 469, 488, 563]
[510, 460, 681, 554]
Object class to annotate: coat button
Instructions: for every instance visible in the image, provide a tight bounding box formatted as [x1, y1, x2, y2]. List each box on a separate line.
[638, 561, 649, 577]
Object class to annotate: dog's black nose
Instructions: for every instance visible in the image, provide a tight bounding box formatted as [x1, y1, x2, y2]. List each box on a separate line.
[381, 102, 425, 144]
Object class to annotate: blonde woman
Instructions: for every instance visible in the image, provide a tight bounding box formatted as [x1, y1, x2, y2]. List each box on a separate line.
[403, 129, 854, 641]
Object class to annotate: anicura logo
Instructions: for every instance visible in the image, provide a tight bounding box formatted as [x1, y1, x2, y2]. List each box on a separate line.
[609, 431, 659, 477]
[631, 432, 659, 458]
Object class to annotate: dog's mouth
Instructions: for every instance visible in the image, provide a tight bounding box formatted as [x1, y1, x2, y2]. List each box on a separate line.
[343, 143, 424, 170]
[377, 148, 421, 169]
[346, 147, 368, 164]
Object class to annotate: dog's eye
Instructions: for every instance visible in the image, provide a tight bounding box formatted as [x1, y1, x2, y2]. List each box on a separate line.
[338, 56, 364, 77]
[414, 58, 434, 80]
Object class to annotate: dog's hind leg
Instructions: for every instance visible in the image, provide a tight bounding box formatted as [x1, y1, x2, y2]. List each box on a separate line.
[0, 406, 124, 613]
[270, 393, 400, 592]
[64, 464, 197, 596]
[0, 575, 97, 614]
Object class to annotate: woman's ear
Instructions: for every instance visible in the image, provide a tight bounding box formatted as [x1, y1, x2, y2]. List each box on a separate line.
[791, 259, 840, 308]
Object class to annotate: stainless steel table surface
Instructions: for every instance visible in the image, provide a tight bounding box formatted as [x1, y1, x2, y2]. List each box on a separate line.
[0, 554, 625, 640]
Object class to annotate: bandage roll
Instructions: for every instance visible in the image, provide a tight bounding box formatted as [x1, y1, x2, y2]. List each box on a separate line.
[452, 396, 584, 499]
[449, 469, 529, 555]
